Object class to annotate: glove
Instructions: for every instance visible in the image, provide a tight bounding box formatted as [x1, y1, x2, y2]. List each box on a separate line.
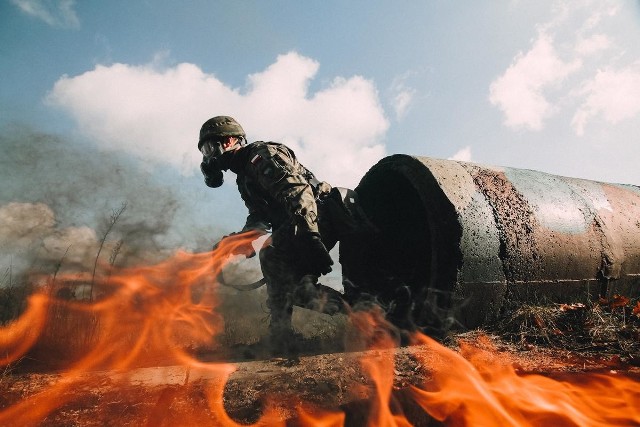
[213, 229, 267, 258]
[200, 157, 224, 188]
[297, 233, 333, 276]
[230, 229, 269, 258]
[230, 239, 257, 258]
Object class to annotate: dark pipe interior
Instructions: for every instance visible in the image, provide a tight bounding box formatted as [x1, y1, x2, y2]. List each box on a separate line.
[351, 169, 432, 301]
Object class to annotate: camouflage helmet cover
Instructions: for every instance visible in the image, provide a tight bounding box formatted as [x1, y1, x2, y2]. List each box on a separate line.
[198, 116, 246, 149]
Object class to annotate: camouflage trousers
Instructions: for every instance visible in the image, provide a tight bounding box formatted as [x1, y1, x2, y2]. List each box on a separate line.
[258, 187, 374, 335]
[258, 221, 338, 336]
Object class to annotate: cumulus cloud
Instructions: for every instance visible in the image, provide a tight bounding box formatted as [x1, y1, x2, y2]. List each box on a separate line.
[46, 52, 389, 187]
[11, 0, 80, 29]
[572, 63, 640, 135]
[489, 32, 581, 131]
[490, 1, 640, 136]
[448, 146, 473, 162]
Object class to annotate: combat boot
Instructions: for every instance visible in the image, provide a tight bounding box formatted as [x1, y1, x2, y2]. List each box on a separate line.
[267, 307, 304, 358]
[293, 274, 345, 315]
[268, 327, 304, 358]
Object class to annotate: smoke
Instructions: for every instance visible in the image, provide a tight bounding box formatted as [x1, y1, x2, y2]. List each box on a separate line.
[0, 202, 56, 246]
[0, 124, 278, 338]
[0, 123, 184, 279]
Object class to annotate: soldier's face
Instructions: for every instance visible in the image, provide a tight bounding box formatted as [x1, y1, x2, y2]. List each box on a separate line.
[222, 136, 238, 151]
[200, 136, 239, 158]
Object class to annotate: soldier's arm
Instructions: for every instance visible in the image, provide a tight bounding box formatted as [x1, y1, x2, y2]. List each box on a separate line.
[251, 145, 319, 235]
[240, 195, 271, 232]
[242, 210, 271, 232]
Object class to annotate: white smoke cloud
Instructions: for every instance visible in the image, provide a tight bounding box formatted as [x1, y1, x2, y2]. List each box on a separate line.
[0, 202, 99, 273]
[0, 202, 56, 247]
[11, 0, 80, 29]
[46, 52, 388, 187]
[41, 226, 98, 267]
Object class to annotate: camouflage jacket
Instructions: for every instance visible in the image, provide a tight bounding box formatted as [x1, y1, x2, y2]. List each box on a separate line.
[230, 142, 330, 235]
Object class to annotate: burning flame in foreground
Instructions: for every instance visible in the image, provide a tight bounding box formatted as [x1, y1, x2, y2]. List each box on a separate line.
[0, 231, 639, 426]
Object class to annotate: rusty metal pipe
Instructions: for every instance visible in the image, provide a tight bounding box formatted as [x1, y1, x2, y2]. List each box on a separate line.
[342, 155, 640, 329]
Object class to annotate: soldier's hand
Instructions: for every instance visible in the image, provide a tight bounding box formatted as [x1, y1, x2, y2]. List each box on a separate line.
[230, 229, 268, 258]
[200, 157, 223, 188]
[213, 230, 266, 259]
[297, 233, 333, 276]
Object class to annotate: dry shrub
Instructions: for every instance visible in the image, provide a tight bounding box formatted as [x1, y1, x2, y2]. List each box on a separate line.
[0, 282, 33, 325]
[493, 295, 640, 358]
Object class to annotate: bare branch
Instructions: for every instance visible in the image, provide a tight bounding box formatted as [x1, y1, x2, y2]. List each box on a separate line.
[89, 202, 127, 300]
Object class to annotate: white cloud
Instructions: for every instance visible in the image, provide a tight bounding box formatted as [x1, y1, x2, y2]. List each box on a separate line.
[391, 90, 414, 121]
[574, 34, 611, 56]
[388, 73, 417, 120]
[489, 0, 640, 136]
[11, 0, 79, 29]
[448, 146, 473, 162]
[46, 52, 388, 187]
[572, 63, 640, 136]
[489, 1, 640, 135]
[489, 32, 581, 131]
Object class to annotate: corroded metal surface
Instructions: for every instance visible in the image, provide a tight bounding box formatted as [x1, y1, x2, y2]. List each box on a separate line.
[346, 155, 640, 328]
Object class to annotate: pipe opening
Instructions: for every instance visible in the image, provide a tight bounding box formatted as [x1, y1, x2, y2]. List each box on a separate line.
[357, 169, 432, 295]
[339, 156, 439, 313]
[341, 155, 463, 331]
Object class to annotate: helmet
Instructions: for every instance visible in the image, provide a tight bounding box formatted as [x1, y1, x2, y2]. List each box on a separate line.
[198, 116, 246, 154]
[198, 116, 245, 189]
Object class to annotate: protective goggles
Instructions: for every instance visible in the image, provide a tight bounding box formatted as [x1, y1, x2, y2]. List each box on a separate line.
[199, 139, 225, 157]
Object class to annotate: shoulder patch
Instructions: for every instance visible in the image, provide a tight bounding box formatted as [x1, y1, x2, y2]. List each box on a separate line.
[251, 154, 263, 165]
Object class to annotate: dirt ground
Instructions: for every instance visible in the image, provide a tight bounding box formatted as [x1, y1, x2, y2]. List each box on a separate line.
[1, 294, 639, 426]
[1, 327, 638, 427]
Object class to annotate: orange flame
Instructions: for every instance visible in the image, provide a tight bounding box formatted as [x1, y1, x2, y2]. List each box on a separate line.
[1, 230, 639, 426]
[0, 230, 263, 426]
[406, 333, 640, 426]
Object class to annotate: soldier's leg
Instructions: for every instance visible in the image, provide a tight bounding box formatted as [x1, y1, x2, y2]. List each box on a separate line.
[259, 242, 300, 336]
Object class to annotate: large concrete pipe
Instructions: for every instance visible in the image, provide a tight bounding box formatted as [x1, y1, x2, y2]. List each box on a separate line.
[340, 155, 640, 330]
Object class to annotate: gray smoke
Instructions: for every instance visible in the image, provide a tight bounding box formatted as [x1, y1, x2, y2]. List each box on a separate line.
[0, 123, 184, 278]
[0, 123, 346, 346]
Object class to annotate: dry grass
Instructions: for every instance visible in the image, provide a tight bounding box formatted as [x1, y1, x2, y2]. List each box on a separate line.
[492, 295, 640, 361]
[0, 275, 33, 325]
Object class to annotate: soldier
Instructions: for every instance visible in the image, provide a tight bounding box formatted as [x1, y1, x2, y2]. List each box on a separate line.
[198, 116, 348, 353]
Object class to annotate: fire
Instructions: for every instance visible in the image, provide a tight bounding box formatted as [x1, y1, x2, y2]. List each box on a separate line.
[407, 334, 640, 426]
[1, 230, 639, 426]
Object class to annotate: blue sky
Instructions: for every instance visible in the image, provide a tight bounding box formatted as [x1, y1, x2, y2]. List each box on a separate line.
[2, 0, 640, 273]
